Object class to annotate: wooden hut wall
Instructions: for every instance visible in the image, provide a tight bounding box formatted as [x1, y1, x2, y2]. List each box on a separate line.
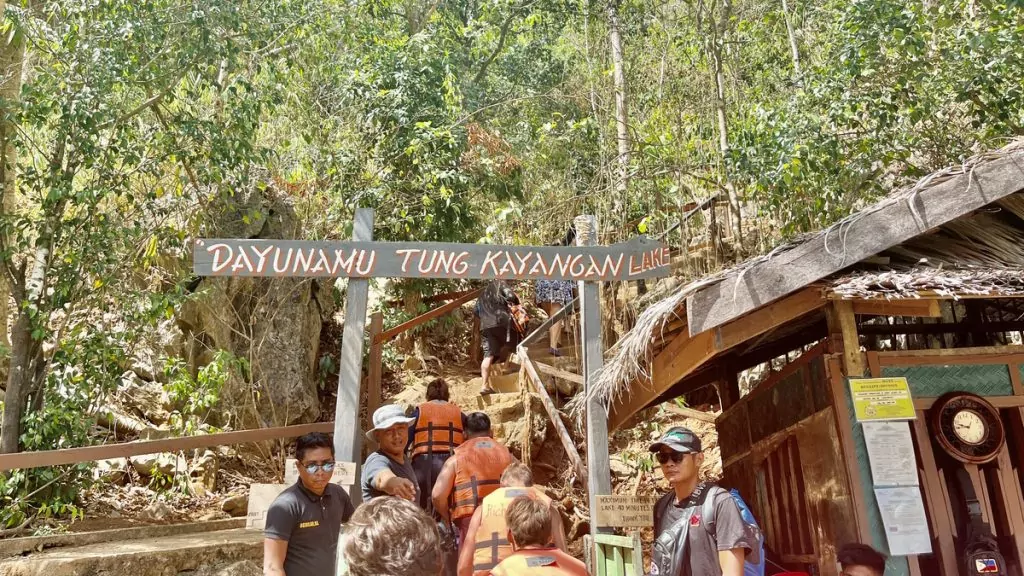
[719, 345, 858, 575]
[833, 346, 1024, 576]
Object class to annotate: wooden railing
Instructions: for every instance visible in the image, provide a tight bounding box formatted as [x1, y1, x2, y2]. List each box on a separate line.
[0, 422, 333, 472]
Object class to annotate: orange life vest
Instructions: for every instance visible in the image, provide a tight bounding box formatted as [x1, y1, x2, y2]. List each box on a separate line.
[451, 436, 513, 520]
[490, 548, 588, 576]
[472, 487, 553, 575]
[411, 401, 464, 457]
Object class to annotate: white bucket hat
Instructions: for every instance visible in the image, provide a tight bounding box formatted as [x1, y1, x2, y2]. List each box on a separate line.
[366, 404, 415, 441]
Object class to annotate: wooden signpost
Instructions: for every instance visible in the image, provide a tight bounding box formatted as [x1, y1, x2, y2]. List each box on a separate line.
[192, 211, 671, 574]
[594, 495, 658, 528]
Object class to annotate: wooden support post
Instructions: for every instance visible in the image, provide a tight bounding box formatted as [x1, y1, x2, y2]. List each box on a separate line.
[575, 214, 612, 537]
[832, 300, 865, 377]
[717, 357, 739, 411]
[334, 208, 373, 509]
[366, 311, 384, 432]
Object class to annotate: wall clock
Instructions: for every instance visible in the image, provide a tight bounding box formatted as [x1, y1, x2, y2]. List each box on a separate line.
[930, 392, 1005, 464]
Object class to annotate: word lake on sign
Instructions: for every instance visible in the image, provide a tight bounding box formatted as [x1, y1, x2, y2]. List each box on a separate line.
[193, 238, 672, 282]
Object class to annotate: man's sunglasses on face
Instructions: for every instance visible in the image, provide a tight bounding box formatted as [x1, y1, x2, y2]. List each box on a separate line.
[303, 461, 336, 474]
[656, 451, 687, 465]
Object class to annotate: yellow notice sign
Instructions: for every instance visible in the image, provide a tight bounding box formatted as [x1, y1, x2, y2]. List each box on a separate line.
[850, 377, 916, 422]
[595, 495, 657, 528]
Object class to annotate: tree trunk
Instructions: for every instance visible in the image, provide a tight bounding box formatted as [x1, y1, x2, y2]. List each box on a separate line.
[607, 0, 630, 221]
[0, 0, 25, 354]
[781, 0, 801, 79]
[708, 0, 741, 244]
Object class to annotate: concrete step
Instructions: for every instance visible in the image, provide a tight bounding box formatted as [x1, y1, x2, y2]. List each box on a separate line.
[0, 528, 263, 576]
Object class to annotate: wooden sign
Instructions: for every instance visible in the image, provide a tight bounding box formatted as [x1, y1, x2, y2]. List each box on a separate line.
[246, 483, 288, 530]
[192, 238, 671, 281]
[594, 495, 657, 528]
[283, 459, 357, 486]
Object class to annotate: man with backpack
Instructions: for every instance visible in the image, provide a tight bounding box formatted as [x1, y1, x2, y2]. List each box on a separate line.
[649, 427, 763, 576]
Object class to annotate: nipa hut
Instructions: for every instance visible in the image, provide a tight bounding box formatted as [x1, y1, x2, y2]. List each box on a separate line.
[589, 139, 1024, 576]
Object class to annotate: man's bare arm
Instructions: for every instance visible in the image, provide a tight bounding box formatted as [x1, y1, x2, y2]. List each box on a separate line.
[432, 458, 457, 522]
[372, 468, 416, 500]
[263, 538, 288, 576]
[718, 548, 746, 576]
[457, 506, 484, 576]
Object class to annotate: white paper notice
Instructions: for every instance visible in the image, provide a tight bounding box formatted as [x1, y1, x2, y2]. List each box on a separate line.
[863, 421, 920, 487]
[874, 486, 933, 556]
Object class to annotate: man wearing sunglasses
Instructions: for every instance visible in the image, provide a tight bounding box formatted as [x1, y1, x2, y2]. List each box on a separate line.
[264, 432, 355, 576]
[650, 427, 754, 576]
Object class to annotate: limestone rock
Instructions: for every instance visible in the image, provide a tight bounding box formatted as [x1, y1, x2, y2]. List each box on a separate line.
[608, 455, 632, 477]
[118, 371, 171, 425]
[186, 560, 262, 576]
[93, 458, 129, 484]
[402, 355, 424, 372]
[178, 192, 330, 429]
[139, 500, 172, 522]
[132, 453, 185, 477]
[191, 450, 218, 493]
[130, 319, 185, 383]
[221, 492, 248, 516]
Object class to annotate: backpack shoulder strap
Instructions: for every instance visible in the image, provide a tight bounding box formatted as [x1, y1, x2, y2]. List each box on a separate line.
[701, 485, 726, 537]
[653, 491, 674, 535]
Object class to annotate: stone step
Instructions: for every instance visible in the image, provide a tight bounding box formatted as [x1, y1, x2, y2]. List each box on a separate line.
[0, 528, 263, 576]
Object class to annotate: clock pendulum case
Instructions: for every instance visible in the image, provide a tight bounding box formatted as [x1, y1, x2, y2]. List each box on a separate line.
[929, 392, 1008, 576]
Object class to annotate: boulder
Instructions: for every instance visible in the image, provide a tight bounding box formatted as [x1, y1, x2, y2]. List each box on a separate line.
[139, 500, 173, 522]
[608, 455, 632, 478]
[93, 458, 130, 484]
[132, 453, 186, 477]
[177, 190, 331, 428]
[118, 371, 171, 425]
[129, 319, 185, 383]
[221, 492, 248, 516]
[191, 450, 218, 493]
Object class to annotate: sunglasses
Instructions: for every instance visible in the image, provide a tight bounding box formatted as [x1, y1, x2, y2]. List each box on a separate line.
[302, 461, 336, 474]
[656, 452, 688, 465]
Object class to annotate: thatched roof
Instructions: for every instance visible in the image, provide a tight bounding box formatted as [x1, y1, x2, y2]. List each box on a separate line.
[587, 138, 1024, 415]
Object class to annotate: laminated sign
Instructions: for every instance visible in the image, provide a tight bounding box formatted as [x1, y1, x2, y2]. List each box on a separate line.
[595, 495, 657, 528]
[849, 377, 916, 422]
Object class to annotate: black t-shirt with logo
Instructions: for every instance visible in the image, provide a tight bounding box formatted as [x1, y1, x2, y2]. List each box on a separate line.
[652, 483, 754, 576]
[265, 481, 355, 576]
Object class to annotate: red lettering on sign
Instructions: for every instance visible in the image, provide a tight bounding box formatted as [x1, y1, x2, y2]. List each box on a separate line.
[231, 248, 254, 273]
[310, 249, 332, 274]
[570, 254, 585, 278]
[292, 248, 315, 275]
[418, 251, 438, 274]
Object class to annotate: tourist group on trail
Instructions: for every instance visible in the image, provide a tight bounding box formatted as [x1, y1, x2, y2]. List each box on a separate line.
[262, 379, 889, 576]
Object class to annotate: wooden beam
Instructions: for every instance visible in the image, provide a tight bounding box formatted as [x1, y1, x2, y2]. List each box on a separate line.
[859, 320, 1024, 335]
[831, 301, 865, 377]
[575, 214, 611, 538]
[715, 287, 826, 350]
[375, 288, 483, 343]
[911, 414, 958, 576]
[609, 330, 716, 432]
[0, 422, 334, 472]
[365, 311, 384, 431]
[877, 345, 1024, 358]
[848, 299, 942, 318]
[529, 360, 584, 386]
[686, 151, 1024, 335]
[387, 288, 479, 307]
[608, 288, 827, 432]
[913, 395, 1024, 410]
[518, 350, 587, 487]
[335, 207, 373, 508]
[663, 403, 719, 423]
[826, 355, 873, 544]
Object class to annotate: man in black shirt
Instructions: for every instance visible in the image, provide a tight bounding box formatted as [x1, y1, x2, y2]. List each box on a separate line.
[650, 427, 754, 576]
[264, 432, 355, 576]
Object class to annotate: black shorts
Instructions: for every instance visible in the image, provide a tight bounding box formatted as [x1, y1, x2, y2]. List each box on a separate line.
[481, 326, 511, 360]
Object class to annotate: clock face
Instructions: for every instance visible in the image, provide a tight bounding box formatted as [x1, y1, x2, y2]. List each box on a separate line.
[952, 409, 986, 445]
[931, 393, 1005, 464]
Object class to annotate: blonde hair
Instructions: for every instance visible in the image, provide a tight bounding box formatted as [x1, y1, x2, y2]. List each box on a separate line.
[500, 462, 533, 486]
[505, 496, 552, 548]
[343, 497, 442, 576]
